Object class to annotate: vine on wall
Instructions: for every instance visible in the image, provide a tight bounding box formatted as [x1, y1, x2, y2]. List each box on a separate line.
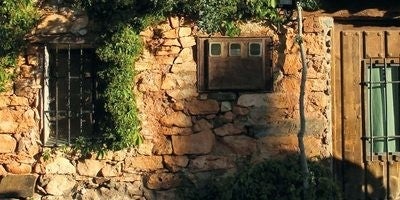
[0, 0, 39, 91]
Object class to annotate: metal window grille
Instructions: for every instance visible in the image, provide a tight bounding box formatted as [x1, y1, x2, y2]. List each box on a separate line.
[363, 58, 400, 161]
[42, 44, 98, 146]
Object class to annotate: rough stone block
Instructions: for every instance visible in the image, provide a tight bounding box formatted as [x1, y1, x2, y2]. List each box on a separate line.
[220, 101, 232, 112]
[179, 37, 196, 48]
[188, 155, 235, 172]
[282, 54, 301, 75]
[186, 99, 219, 115]
[193, 119, 213, 133]
[156, 46, 181, 56]
[45, 157, 76, 174]
[9, 96, 29, 106]
[152, 135, 173, 155]
[124, 156, 163, 172]
[166, 88, 198, 100]
[256, 135, 325, 158]
[100, 163, 121, 177]
[44, 175, 75, 196]
[0, 96, 10, 108]
[303, 17, 323, 33]
[207, 92, 237, 101]
[163, 39, 181, 46]
[146, 173, 181, 190]
[169, 16, 180, 28]
[160, 111, 192, 128]
[161, 72, 196, 90]
[163, 155, 189, 172]
[163, 29, 178, 39]
[0, 165, 6, 176]
[161, 127, 192, 136]
[221, 135, 257, 155]
[0, 134, 16, 153]
[156, 55, 175, 65]
[36, 14, 70, 34]
[174, 48, 193, 64]
[232, 106, 249, 116]
[0, 174, 37, 198]
[76, 159, 103, 177]
[172, 130, 215, 155]
[237, 94, 267, 107]
[137, 72, 162, 92]
[5, 162, 31, 174]
[214, 123, 243, 136]
[171, 61, 197, 73]
[178, 27, 192, 37]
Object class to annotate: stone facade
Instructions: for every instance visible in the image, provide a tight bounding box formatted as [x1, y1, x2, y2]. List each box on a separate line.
[0, 5, 334, 199]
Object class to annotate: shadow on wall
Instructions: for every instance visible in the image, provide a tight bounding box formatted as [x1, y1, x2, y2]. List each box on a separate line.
[176, 153, 387, 200]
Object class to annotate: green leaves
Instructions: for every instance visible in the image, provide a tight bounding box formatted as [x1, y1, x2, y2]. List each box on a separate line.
[95, 26, 143, 151]
[0, 0, 39, 91]
[179, 155, 341, 200]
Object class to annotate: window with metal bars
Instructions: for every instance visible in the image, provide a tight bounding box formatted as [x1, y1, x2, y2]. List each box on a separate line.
[42, 44, 99, 146]
[363, 58, 400, 159]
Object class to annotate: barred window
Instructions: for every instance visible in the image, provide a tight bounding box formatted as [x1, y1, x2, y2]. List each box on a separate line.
[363, 58, 400, 158]
[42, 44, 99, 145]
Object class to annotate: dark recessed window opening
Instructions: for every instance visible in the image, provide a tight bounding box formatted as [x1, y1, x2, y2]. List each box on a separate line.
[42, 44, 99, 146]
[249, 42, 262, 56]
[197, 37, 273, 92]
[229, 43, 241, 56]
[210, 42, 222, 56]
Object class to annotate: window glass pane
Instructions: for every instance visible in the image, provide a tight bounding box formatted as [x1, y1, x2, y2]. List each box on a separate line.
[229, 43, 241, 56]
[57, 112, 69, 144]
[83, 49, 95, 76]
[249, 43, 262, 56]
[55, 49, 69, 77]
[70, 49, 82, 77]
[210, 43, 221, 56]
[82, 113, 94, 135]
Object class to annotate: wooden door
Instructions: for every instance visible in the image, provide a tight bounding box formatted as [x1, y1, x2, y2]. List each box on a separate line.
[333, 22, 400, 200]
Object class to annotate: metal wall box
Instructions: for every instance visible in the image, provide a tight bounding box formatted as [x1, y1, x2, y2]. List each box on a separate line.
[197, 37, 274, 92]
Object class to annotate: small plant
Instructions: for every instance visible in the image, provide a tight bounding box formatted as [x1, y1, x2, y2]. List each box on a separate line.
[178, 155, 342, 200]
[41, 149, 52, 161]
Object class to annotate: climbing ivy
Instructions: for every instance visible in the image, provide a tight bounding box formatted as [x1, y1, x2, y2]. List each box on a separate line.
[0, 0, 39, 91]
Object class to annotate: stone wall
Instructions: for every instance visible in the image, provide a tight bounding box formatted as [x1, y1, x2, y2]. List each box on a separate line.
[0, 5, 334, 199]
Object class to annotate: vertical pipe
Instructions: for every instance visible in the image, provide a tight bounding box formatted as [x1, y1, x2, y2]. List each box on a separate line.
[55, 46, 59, 145]
[384, 58, 388, 158]
[67, 44, 71, 144]
[79, 47, 83, 136]
[369, 58, 374, 160]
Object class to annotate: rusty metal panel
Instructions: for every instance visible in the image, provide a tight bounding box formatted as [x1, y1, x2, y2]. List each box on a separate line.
[364, 31, 385, 58]
[198, 37, 272, 91]
[386, 31, 400, 57]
